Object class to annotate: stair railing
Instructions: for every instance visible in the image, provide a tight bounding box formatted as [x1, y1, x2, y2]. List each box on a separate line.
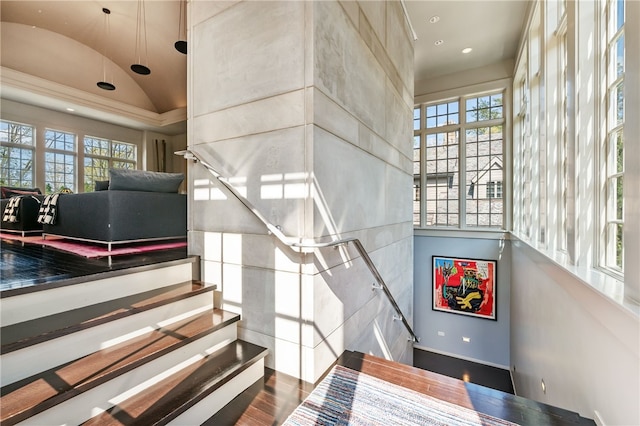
[176, 149, 419, 343]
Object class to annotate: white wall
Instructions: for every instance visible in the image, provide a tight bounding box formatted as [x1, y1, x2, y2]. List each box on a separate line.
[414, 233, 511, 368]
[415, 59, 514, 99]
[511, 240, 639, 425]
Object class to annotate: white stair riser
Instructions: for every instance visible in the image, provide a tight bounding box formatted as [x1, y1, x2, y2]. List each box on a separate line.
[16, 325, 238, 426]
[1, 263, 193, 326]
[1, 292, 213, 386]
[168, 359, 265, 426]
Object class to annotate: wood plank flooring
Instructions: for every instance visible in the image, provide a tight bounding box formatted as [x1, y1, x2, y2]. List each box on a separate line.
[206, 350, 595, 425]
[413, 348, 515, 394]
[0, 237, 188, 293]
[1, 238, 595, 425]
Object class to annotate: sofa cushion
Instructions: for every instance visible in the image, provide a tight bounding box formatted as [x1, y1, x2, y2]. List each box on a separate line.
[1, 186, 42, 199]
[95, 180, 110, 191]
[108, 169, 184, 193]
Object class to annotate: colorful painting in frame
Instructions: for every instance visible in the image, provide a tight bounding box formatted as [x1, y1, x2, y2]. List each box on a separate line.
[432, 256, 497, 320]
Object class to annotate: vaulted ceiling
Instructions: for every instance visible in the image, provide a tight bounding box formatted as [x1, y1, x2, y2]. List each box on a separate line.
[0, 1, 529, 135]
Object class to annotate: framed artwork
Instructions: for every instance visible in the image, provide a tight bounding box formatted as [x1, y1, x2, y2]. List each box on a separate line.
[432, 256, 497, 320]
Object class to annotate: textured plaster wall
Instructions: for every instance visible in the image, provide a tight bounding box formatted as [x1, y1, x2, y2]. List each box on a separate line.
[188, 0, 414, 383]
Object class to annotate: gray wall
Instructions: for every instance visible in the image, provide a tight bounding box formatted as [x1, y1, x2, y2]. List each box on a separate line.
[188, 0, 414, 383]
[414, 233, 511, 368]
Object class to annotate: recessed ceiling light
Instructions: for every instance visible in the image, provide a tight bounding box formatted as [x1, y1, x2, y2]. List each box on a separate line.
[462, 47, 473, 54]
[434, 40, 444, 46]
[429, 16, 440, 24]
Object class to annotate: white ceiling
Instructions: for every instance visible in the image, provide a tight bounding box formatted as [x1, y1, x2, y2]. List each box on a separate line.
[0, 1, 530, 133]
[406, 0, 530, 83]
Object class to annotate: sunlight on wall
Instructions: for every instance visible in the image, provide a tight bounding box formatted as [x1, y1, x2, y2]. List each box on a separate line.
[221, 264, 243, 316]
[221, 234, 243, 317]
[275, 336, 301, 378]
[223, 233, 243, 264]
[373, 319, 393, 361]
[274, 271, 301, 342]
[202, 232, 222, 288]
[203, 232, 222, 262]
[311, 174, 352, 268]
[193, 178, 227, 201]
[228, 176, 247, 198]
[260, 172, 308, 200]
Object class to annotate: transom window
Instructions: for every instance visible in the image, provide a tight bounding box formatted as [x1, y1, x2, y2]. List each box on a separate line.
[414, 90, 505, 229]
[0, 120, 35, 188]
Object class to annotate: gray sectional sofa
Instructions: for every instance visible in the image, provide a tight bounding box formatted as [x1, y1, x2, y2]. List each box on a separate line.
[42, 169, 187, 250]
[0, 186, 44, 236]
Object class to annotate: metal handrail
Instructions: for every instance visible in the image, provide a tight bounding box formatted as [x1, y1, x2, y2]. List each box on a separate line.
[176, 149, 419, 343]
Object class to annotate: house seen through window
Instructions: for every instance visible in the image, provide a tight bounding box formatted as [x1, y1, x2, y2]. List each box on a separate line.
[414, 91, 505, 229]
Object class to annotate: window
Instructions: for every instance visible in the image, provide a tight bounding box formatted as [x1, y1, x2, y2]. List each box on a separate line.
[413, 131, 421, 225]
[603, 0, 625, 273]
[558, 19, 570, 253]
[425, 131, 459, 226]
[414, 89, 506, 229]
[84, 136, 136, 192]
[486, 181, 503, 199]
[512, 0, 630, 283]
[0, 120, 35, 188]
[44, 129, 76, 193]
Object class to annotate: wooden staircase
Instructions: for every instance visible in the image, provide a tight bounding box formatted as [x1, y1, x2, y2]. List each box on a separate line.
[0, 258, 268, 425]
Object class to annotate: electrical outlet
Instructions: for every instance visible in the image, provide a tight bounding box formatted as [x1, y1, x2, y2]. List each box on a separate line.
[437, 331, 445, 337]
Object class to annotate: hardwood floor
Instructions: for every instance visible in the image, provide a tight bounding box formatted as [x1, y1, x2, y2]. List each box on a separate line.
[206, 350, 594, 426]
[413, 347, 515, 394]
[0, 237, 188, 293]
[203, 368, 313, 426]
[1, 239, 594, 425]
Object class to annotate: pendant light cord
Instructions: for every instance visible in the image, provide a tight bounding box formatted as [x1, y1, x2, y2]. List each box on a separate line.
[134, 0, 148, 66]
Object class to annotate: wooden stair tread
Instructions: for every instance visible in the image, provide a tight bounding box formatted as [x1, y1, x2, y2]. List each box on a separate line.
[1, 281, 213, 353]
[0, 308, 239, 425]
[83, 340, 268, 426]
[339, 351, 594, 426]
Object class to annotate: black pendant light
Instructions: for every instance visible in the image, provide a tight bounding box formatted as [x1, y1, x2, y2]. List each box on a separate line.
[174, 0, 187, 54]
[131, 0, 151, 75]
[97, 8, 116, 91]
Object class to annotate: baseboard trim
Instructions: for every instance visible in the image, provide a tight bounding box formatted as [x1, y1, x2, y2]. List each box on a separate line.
[413, 345, 510, 370]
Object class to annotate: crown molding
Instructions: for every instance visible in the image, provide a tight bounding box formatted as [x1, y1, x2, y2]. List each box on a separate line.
[0, 67, 186, 134]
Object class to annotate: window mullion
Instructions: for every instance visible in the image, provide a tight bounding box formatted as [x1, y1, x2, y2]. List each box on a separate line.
[459, 120, 466, 229]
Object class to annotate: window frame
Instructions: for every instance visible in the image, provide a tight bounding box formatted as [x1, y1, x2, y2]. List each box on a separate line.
[512, 0, 631, 286]
[83, 136, 137, 192]
[44, 128, 77, 194]
[599, 0, 625, 278]
[414, 80, 510, 231]
[0, 120, 36, 188]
